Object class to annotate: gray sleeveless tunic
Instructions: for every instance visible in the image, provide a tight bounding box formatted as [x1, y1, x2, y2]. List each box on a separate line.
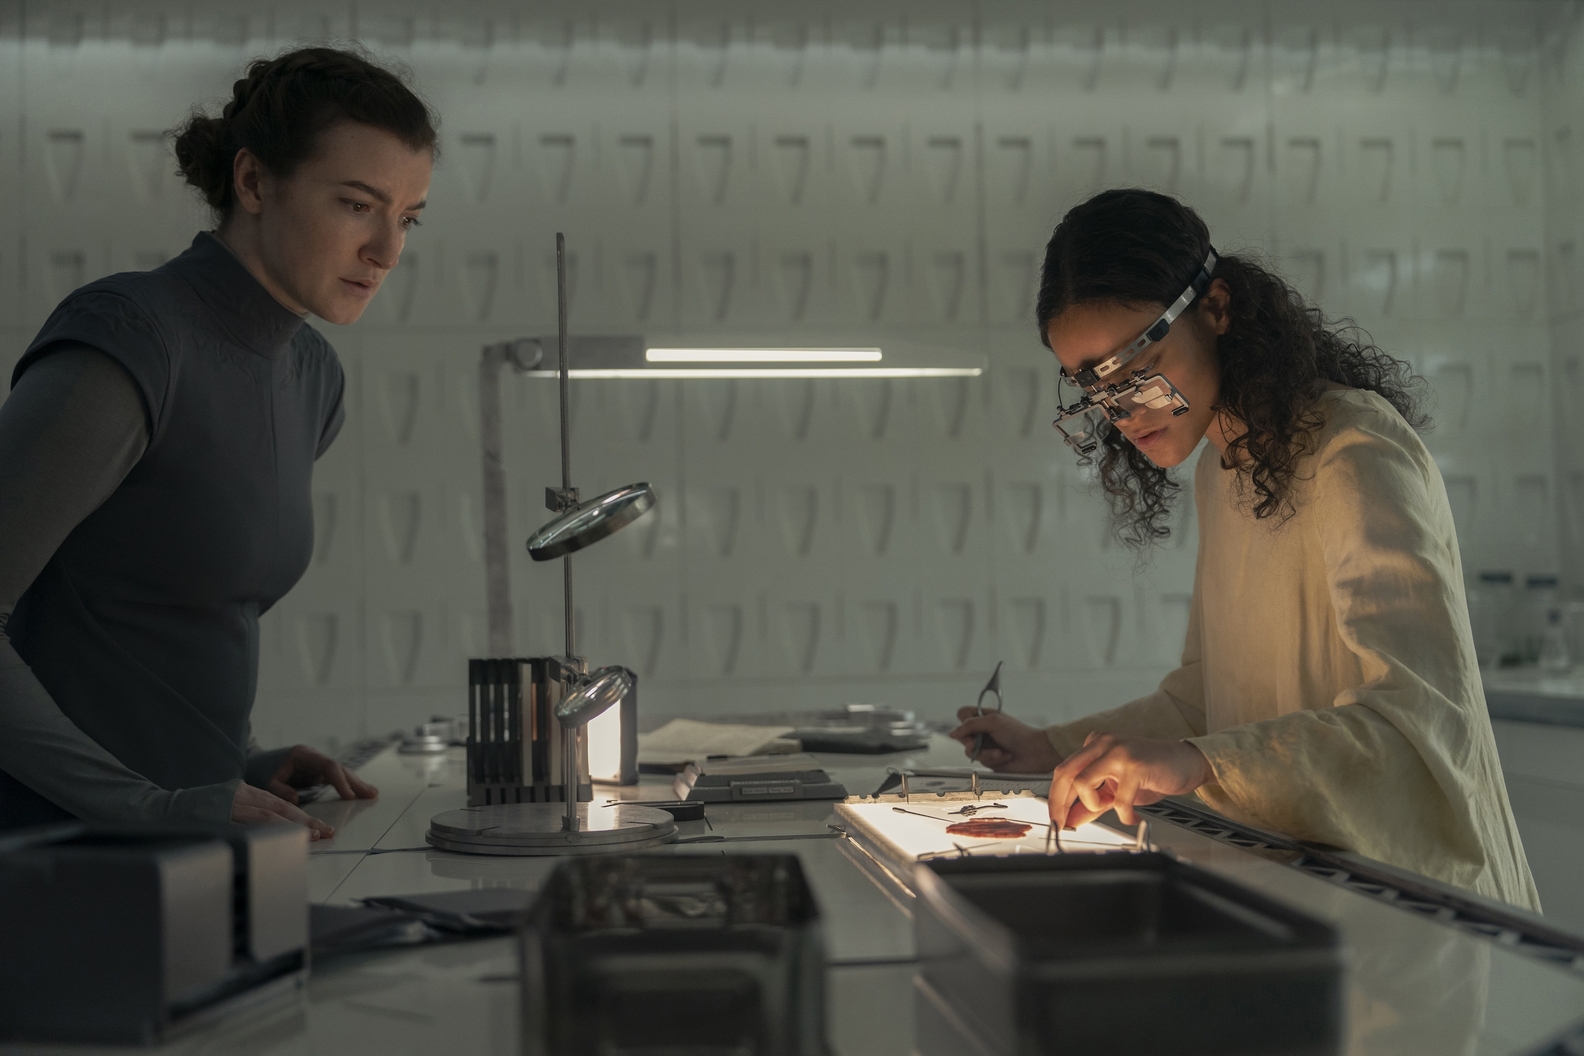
[2, 233, 344, 823]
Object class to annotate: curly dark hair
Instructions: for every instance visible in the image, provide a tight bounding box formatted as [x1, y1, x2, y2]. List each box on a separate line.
[1036, 189, 1427, 549]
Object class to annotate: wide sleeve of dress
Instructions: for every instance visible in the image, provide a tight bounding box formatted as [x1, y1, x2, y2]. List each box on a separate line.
[1186, 408, 1540, 910]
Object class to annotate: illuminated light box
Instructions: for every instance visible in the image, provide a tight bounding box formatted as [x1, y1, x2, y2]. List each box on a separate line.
[835, 796, 1137, 891]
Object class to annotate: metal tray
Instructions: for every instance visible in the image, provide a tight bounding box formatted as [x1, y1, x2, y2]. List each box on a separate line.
[710, 704, 932, 753]
[521, 855, 826, 1056]
[914, 852, 1343, 1056]
[674, 755, 848, 803]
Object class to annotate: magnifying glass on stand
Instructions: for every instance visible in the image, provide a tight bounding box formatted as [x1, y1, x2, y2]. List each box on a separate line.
[428, 234, 676, 856]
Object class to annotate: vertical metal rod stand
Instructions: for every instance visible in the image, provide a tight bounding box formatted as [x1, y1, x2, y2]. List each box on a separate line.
[563, 719, 579, 836]
[553, 233, 583, 835]
[557, 233, 575, 663]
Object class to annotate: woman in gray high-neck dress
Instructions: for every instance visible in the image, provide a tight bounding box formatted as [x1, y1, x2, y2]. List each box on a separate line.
[0, 48, 437, 837]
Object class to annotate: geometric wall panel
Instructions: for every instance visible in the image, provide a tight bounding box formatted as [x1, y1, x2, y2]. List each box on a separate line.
[3, 0, 1574, 753]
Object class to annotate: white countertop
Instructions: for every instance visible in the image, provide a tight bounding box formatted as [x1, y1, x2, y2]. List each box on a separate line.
[1485, 667, 1584, 700]
[7, 736, 1584, 1055]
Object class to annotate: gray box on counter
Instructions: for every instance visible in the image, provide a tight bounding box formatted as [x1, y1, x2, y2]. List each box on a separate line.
[0, 822, 307, 1045]
[521, 855, 826, 1056]
[913, 852, 1342, 1056]
[673, 754, 847, 803]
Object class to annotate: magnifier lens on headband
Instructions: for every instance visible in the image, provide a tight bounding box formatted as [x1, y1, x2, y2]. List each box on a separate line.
[1053, 406, 1107, 456]
[1105, 373, 1190, 418]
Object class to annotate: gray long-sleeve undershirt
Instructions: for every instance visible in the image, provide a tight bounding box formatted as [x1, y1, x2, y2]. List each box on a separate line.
[0, 345, 268, 822]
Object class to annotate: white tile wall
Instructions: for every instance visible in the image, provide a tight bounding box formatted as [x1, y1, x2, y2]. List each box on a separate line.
[0, 0, 1574, 749]
[1543, 5, 1584, 599]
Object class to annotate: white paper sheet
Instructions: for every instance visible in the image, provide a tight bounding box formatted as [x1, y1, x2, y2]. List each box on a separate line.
[637, 718, 798, 765]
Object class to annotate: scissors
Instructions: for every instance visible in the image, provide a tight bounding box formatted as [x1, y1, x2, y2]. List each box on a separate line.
[969, 660, 1004, 762]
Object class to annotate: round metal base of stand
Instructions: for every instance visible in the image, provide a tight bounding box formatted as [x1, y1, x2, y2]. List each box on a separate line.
[426, 802, 678, 856]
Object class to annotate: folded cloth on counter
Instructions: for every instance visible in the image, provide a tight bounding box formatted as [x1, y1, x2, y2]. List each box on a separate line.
[309, 904, 431, 959]
[362, 887, 533, 930]
[310, 888, 535, 960]
[637, 718, 801, 767]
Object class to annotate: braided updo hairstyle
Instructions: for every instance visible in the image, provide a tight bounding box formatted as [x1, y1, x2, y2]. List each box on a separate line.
[172, 46, 439, 220]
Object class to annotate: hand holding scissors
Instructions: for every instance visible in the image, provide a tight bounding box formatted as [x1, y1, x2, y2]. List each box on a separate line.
[949, 661, 1060, 774]
[969, 661, 1003, 762]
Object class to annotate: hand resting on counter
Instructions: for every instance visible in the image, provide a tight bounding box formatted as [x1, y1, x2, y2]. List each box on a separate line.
[230, 744, 378, 840]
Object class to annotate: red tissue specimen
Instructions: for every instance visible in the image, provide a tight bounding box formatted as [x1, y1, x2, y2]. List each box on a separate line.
[944, 818, 1033, 839]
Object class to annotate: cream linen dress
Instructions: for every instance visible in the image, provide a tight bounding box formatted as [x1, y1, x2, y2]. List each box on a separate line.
[1045, 389, 1541, 910]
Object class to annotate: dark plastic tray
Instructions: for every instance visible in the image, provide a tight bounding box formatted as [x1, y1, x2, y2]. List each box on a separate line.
[914, 852, 1342, 1056]
[521, 855, 826, 1056]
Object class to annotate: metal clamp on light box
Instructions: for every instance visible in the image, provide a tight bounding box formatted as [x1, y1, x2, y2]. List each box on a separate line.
[673, 754, 848, 804]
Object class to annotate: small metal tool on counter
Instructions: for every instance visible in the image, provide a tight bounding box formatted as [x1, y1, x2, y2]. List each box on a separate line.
[399, 715, 466, 754]
[947, 801, 1008, 815]
[0, 822, 307, 1044]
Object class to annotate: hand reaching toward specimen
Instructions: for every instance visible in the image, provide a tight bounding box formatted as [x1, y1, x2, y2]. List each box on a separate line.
[948, 708, 1061, 774]
[1048, 731, 1213, 830]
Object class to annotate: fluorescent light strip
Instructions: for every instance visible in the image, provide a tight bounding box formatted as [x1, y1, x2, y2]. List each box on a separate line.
[525, 367, 982, 379]
[646, 347, 883, 363]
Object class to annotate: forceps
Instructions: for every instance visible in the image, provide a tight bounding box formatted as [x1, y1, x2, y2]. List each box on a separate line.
[947, 802, 1007, 816]
[969, 660, 1004, 762]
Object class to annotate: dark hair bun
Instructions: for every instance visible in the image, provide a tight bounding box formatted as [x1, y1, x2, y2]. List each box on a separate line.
[170, 45, 439, 219]
[171, 113, 235, 211]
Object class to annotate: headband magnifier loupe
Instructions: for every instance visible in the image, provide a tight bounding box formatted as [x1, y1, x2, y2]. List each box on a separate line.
[1050, 247, 1219, 458]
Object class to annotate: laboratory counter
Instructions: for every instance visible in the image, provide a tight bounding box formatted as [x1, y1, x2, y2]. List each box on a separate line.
[1486, 668, 1584, 729]
[5, 735, 1584, 1056]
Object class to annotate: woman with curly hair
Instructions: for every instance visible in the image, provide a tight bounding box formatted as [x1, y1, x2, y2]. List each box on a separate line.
[0, 47, 436, 836]
[952, 189, 1539, 909]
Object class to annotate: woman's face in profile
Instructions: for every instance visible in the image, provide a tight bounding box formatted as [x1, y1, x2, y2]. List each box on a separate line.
[1045, 284, 1230, 469]
[235, 121, 432, 325]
